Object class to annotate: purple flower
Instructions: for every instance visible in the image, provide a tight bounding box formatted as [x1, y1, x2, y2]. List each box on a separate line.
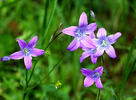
[80, 36, 97, 64]
[94, 28, 121, 58]
[62, 12, 97, 51]
[10, 36, 45, 70]
[1, 56, 10, 61]
[81, 66, 103, 89]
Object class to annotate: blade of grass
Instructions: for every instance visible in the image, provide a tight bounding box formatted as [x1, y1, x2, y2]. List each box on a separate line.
[42, 0, 58, 46]
[120, 36, 136, 99]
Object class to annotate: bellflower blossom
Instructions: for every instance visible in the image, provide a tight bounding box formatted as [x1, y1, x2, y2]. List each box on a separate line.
[94, 28, 121, 58]
[80, 37, 97, 64]
[10, 36, 45, 70]
[81, 66, 103, 89]
[62, 12, 97, 51]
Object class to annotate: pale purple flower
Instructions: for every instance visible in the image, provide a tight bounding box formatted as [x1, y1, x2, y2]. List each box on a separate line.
[62, 12, 97, 51]
[10, 36, 45, 70]
[94, 28, 121, 58]
[81, 66, 103, 89]
[1, 56, 10, 61]
[80, 36, 97, 64]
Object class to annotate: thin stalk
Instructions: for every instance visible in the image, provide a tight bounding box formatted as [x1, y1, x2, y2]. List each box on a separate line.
[96, 55, 104, 100]
[23, 69, 28, 100]
[96, 89, 101, 100]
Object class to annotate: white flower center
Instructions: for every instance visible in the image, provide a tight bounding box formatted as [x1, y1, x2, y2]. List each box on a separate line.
[102, 40, 109, 47]
[23, 48, 30, 56]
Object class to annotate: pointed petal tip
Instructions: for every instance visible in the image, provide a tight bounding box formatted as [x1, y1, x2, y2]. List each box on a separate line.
[79, 12, 88, 27]
[81, 12, 86, 15]
[84, 84, 90, 87]
[26, 67, 31, 70]
[81, 68, 86, 73]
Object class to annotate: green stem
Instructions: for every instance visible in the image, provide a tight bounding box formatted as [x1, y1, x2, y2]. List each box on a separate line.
[96, 56, 104, 100]
[23, 69, 28, 100]
[96, 89, 101, 100]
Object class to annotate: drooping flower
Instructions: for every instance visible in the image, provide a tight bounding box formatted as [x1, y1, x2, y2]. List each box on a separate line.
[10, 36, 45, 70]
[62, 12, 97, 51]
[1, 56, 10, 61]
[81, 66, 103, 89]
[80, 37, 97, 64]
[94, 28, 121, 58]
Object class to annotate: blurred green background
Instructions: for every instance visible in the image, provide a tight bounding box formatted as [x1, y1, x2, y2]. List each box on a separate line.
[0, 0, 136, 100]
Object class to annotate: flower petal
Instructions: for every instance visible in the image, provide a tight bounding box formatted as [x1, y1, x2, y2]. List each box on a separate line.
[28, 36, 38, 48]
[67, 38, 80, 51]
[81, 36, 96, 49]
[105, 46, 116, 58]
[24, 56, 32, 70]
[108, 32, 122, 44]
[79, 12, 88, 27]
[94, 47, 104, 57]
[95, 66, 103, 76]
[91, 55, 97, 64]
[31, 48, 45, 57]
[62, 26, 77, 37]
[17, 39, 27, 50]
[84, 76, 94, 87]
[95, 78, 103, 89]
[80, 52, 90, 63]
[97, 28, 107, 38]
[81, 68, 93, 76]
[90, 32, 95, 39]
[87, 23, 97, 32]
[10, 51, 24, 60]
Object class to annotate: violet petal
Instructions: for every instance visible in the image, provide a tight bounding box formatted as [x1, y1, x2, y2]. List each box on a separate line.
[105, 46, 116, 58]
[10, 51, 24, 60]
[91, 55, 97, 64]
[67, 38, 80, 51]
[94, 47, 104, 57]
[80, 52, 90, 63]
[97, 28, 107, 38]
[79, 12, 88, 27]
[87, 23, 97, 32]
[84, 76, 94, 87]
[24, 56, 32, 70]
[17, 39, 27, 50]
[28, 36, 38, 48]
[81, 36, 96, 49]
[81, 68, 93, 76]
[108, 32, 122, 44]
[95, 78, 103, 89]
[95, 66, 103, 76]
[31, 48, 45, 57]
[62, 26, 77, 37]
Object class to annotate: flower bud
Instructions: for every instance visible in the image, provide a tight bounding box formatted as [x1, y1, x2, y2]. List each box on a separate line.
[1, 56, 10, 61]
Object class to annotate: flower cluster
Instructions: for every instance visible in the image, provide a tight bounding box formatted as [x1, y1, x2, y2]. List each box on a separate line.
[0, 11, 121, 90]
[62, 12, 121, 89]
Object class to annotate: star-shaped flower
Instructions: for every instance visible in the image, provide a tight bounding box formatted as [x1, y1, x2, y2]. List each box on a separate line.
[94, 28, 121, 58]
[62, 12, 97, 51]
[10, 36, 45, 70]
[81, 66, 103, 89]
[80, 36, 97, 64]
